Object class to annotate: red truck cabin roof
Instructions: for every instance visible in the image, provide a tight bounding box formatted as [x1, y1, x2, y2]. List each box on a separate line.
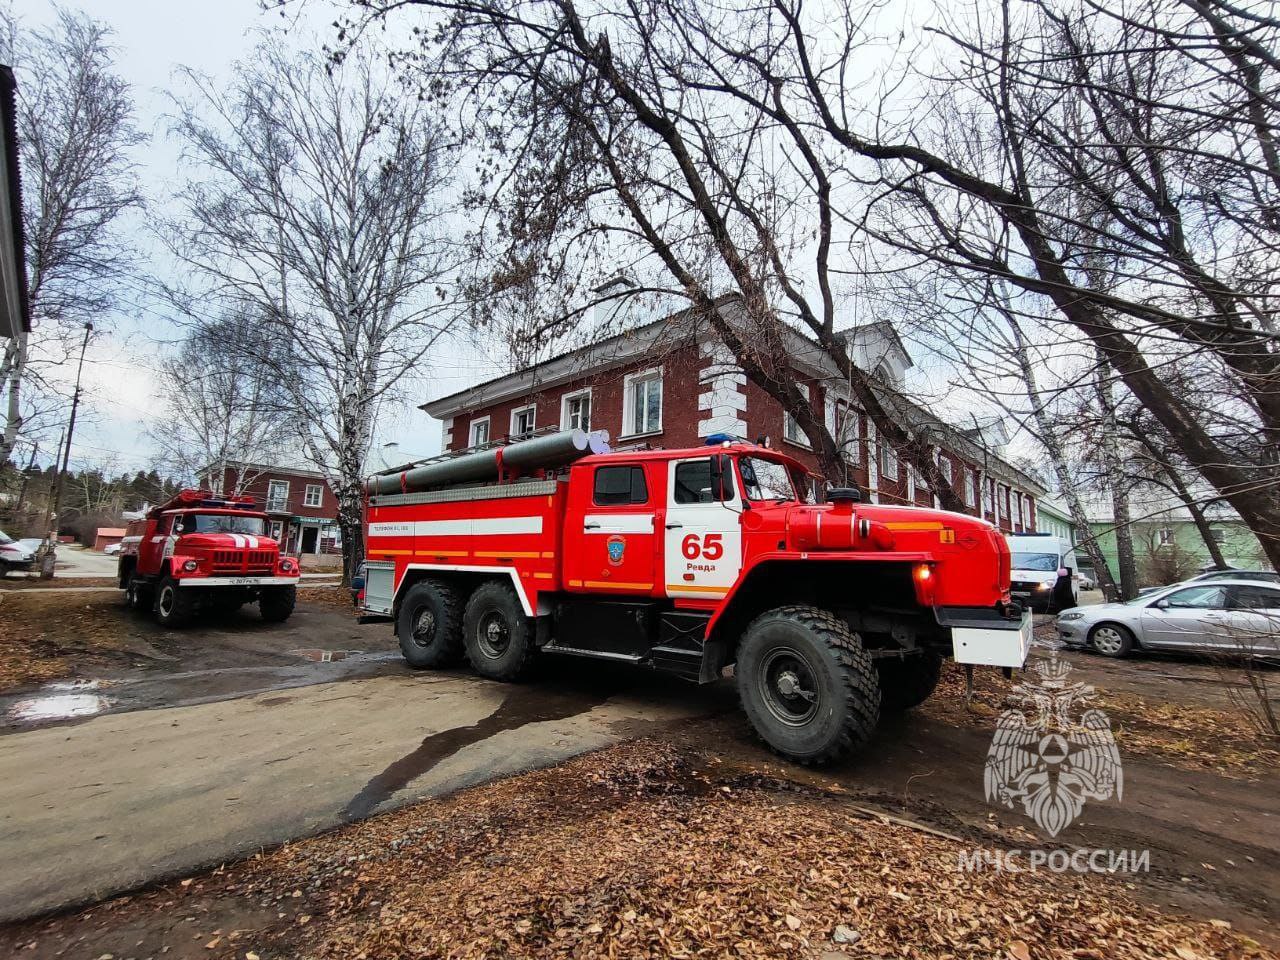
[578, 442, 813, 475]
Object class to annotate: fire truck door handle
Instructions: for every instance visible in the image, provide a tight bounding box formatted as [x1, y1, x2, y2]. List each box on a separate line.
[583, 522, 601, 530]
[665, 522, 683, 529]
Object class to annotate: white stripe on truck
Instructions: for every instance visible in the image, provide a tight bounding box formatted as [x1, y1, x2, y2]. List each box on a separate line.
[368, 516, 543, 538]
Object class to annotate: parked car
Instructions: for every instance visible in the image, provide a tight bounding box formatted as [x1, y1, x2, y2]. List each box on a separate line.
[1136, 567, 1279, 596]
[0, 530, 35, 575]
[1006, 533, 1078, 613]
[1056, 579, 1280, 658]
[1078, 571, 1096, 591]
[103, 542, 122, 555]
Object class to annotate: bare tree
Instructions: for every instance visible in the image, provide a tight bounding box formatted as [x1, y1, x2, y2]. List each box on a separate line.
[0, 7, 142, 463]
[345, 0, 971, 510]
[169, 39, 458, 582]
[148, 308, 297, 495]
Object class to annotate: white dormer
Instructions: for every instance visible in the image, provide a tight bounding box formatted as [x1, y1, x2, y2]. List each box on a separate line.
[840, 322, 912, 386]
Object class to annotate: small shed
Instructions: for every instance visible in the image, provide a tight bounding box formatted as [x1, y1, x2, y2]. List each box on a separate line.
[93, 527, 126, 552]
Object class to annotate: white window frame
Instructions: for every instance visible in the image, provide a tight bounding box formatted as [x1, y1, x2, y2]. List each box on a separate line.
[266, 479, 290, 511]
[510, 404, 536, 439]
[1158, 527, 1174, 547]
[560, 388, 592, 432]
[964, 469, 976, 508]
[834, 400, 861, 464]
[782, 384, 811, 449]
[880, 443, 898, 481]
[469, 416, 491, 447]
[303, 483, 323, 508]
[622, 367, 663, 437]
[939, 455, 953, 486]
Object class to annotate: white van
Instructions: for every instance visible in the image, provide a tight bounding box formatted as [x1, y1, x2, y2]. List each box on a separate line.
[1006, 533, 1078, 613]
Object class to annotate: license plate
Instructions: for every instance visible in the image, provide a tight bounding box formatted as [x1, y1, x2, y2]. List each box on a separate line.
[226, 577, 259, 585]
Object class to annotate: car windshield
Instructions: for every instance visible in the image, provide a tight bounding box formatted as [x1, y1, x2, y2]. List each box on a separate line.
[1011, 552, 1058, 571]
[0, 529, 12, 544]
[182, 514, 266, 536]
[738, 457, 796, 501]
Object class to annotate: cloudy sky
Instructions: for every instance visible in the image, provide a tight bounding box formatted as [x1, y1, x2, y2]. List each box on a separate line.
[10, 0, 503, 475]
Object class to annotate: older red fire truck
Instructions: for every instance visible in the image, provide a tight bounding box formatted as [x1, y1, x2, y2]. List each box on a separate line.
[361, 429, 1030, 764]
[117, 489, 300, 626]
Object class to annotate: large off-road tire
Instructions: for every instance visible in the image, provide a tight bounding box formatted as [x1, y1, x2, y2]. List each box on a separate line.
[736, 605, 881, 765]
[259, 585, 297, 623]
[396, 579, 464, 668]
[1089, 622, 1134, 658]
[153, 577, 193, 628]
[462, 580, 534, 681]
[876, 650, 943, 712]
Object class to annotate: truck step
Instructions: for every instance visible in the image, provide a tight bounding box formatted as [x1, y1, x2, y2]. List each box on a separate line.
[540, 644, 644, 663]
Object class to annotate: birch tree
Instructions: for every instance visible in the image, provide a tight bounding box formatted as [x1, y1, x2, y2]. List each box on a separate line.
[170, 39, 457, 582]
[0, 7, 142, 463]
[148, 309, 297, 494]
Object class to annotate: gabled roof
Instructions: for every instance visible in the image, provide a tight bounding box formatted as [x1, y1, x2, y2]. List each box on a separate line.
[0, 65, 30, 340]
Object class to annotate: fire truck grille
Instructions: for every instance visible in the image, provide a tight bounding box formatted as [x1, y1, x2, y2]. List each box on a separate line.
[209, 550, 276, 575]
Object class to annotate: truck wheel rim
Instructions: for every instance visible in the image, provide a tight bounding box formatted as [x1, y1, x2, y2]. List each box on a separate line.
[411, 609, 437, 647]
[477, 611, 511, 658]
[159, 587, 174, 617]
[1094, 627, 1122, 654]
[759, 647, 819, 726]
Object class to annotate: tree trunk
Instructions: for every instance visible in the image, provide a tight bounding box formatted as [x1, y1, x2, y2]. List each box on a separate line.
[1, 333, 26, 465]
[1094, 352, 1139, 597]
[336, 485, 365, 587]
[1007, 317, 1121, 599]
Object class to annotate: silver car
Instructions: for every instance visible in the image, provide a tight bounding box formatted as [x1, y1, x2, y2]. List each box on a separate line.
[1056, 579, 1280, 658]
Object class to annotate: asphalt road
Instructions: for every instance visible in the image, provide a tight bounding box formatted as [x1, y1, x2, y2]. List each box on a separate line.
[0, 666, 711, 922]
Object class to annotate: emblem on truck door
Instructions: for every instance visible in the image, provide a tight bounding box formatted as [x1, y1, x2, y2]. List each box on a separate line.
[606, 535, 626, 565]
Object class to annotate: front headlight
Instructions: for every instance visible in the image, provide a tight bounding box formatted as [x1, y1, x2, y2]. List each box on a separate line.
[182, 559, 199, 572]
[280, 558, 296, 572]
[1035, 582, 1051, 590]
[1058, 611, 1084, 621]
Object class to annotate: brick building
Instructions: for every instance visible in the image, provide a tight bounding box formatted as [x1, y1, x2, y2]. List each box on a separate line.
[423, 298, 1045, 532]
[200, 462, 341, 555]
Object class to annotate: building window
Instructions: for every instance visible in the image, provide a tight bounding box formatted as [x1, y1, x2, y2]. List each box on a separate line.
[266, 480, 289, 512]
[469, 416, 490, 447]
[561, 389, 592, 432]
[880, 443, 898, 481]
[1158, 527, 1174, 546]
[624, 368, 662, 436]
[834, 400, 860, 464]
[303, 484, 323, 508]
[964, 470, 977, 508]
[939, 455, 953, 487]
[510, 405, 536, 439]
[1014, 492, 1023, 526]
[982, 476, 992, 514]
[782, 384, 811, 448]
[593, 465, 648, 506]
[1209, 527, 1226, 544]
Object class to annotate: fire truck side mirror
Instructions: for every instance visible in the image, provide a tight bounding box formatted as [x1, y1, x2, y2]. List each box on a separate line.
[709, 453, 732, 502]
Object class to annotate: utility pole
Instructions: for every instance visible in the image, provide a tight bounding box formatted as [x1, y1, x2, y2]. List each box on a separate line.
[40, 322, 92, 577]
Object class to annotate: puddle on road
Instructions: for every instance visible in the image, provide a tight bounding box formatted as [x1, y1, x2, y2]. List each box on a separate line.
[7, 680, 113, 724]
[290, 648, 361, 662]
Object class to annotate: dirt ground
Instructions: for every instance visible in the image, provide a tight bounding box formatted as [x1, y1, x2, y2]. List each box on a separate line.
[1, 739, 1273, 960]
[0, 598, 1277, 957]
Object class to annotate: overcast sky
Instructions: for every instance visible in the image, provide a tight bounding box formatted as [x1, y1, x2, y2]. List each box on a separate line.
[9, 0, 502, 476]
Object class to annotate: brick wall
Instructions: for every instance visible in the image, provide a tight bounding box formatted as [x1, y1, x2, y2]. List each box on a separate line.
[442, 344, 1038, 528]
[218, 466, 338, 521]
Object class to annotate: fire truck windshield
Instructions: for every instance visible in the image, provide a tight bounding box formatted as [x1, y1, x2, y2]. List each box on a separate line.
[178, 514, 267, 536]
[739, 457, 796, 502]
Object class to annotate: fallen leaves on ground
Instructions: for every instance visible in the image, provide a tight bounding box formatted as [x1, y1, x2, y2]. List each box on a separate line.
[297, 584, 356, 611]
[221, 741, 1270, 959]
[0, 592, 136, 693]
[926, 659, 1280, 776]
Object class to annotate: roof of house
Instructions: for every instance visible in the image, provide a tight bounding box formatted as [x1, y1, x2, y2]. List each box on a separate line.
[0, 65, 30, 340]
[203, 460, 330, 481]
[95, 527, 126, 537]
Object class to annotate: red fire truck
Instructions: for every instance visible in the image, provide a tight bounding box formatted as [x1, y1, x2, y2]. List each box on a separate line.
[361, 430, 1030, 764]
[117, 489, 301, 626]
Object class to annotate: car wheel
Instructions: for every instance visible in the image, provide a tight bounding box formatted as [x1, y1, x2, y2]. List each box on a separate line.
[1089, 623, 1134, 658]
[396, 579, 464, 668]
[462, 581, 534, 681]
[153, 577, 193, 627]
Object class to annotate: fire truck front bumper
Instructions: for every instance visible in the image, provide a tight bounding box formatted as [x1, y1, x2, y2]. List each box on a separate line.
[178, 576, 300, 587]
[936, 606, 1033, 669]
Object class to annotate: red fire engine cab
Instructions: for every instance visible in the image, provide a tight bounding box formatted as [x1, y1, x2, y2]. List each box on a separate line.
[117, 489, 301, 627]
[361, 429, 1031, 764]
